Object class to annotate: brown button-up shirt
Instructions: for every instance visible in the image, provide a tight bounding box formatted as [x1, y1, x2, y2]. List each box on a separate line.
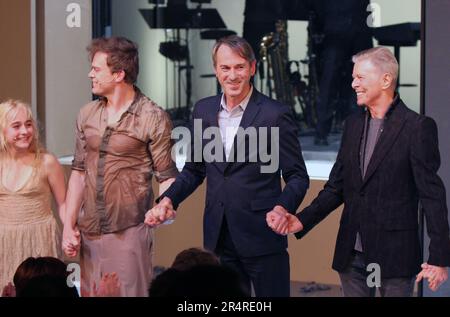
[72, 88, 178, 234]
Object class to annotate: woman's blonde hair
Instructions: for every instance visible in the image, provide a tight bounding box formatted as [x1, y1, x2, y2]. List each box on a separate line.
[0, 99, 44, 162]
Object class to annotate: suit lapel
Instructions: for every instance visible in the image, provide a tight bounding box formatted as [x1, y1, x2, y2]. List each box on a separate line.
[204, 95, 228, 174]
[204, 95, 221, 128]
[224, 90, 261, 172]
[237, 90, 261, 131]
[350, 111, 366, 186]
[360, 101, 407, 188]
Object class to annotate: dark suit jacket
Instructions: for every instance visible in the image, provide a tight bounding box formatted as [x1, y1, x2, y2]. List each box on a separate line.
[162, 89, 309, 257]
[296, 96, 450, 278]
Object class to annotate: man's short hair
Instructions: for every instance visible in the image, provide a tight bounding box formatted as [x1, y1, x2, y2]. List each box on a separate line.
[87, 36, 139, 84]
[352, 46, 399, 88]
[13, 257, 68, 296]
[171, 247, 220, 271]
[212, 35, 256, 67]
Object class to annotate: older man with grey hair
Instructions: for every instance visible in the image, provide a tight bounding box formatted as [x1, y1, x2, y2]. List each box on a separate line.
[268, 46, 450, 297]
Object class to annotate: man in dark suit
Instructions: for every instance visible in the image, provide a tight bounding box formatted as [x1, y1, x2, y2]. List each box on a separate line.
[145, 35, 309, 297]
[268, 47, 450, 296]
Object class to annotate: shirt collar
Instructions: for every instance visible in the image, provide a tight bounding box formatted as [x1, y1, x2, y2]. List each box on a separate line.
[98, 85, 144, 116]
[364, 93, 400, 121]
[125, 86, 144, 116]
[219, 85, 253, 113]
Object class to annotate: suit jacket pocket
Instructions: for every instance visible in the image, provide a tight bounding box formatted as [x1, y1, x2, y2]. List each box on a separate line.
[250, 197, 279, 212]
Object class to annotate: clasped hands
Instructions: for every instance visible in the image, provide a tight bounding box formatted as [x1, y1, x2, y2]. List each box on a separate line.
[266, 205, 303, 235]
[145, 197, 176, 227]
[62, 225, 81, 258]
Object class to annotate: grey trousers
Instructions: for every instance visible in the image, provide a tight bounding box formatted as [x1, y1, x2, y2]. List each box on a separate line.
[338, 251, 416, 297]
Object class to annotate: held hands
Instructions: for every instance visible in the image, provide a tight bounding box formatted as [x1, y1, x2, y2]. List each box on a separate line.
[266, 205, 289, 234]
[416, 263, 448, 291]
[144, 197, 176, 228]
[266, 206, 304, 235]
[62, 225, 81, 258]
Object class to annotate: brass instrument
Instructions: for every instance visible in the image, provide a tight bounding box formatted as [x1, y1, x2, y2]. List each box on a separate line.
[259, 20, 296, 109]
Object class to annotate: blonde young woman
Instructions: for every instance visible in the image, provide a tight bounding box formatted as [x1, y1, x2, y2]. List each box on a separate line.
[0, 100, 66, 292]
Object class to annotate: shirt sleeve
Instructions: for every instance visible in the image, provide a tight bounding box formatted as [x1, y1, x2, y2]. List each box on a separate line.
[148, 109, 179, 183]
[71, 110, 87, 171]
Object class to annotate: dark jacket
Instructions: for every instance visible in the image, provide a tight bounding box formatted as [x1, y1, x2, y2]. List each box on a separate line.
[162, 89, 309, 257]
[296, 96, 450, 278]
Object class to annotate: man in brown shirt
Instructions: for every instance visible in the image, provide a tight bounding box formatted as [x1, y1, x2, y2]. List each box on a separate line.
[62, 37, 178, 296]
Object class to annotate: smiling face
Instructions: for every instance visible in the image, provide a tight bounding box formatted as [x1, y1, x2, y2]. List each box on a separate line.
[214, 44, 256, 107]
[351, 58, 395, 108]
[3, 107, 35, 153]
[88, 52, 119, 97]
[351, 59, 385, 107]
